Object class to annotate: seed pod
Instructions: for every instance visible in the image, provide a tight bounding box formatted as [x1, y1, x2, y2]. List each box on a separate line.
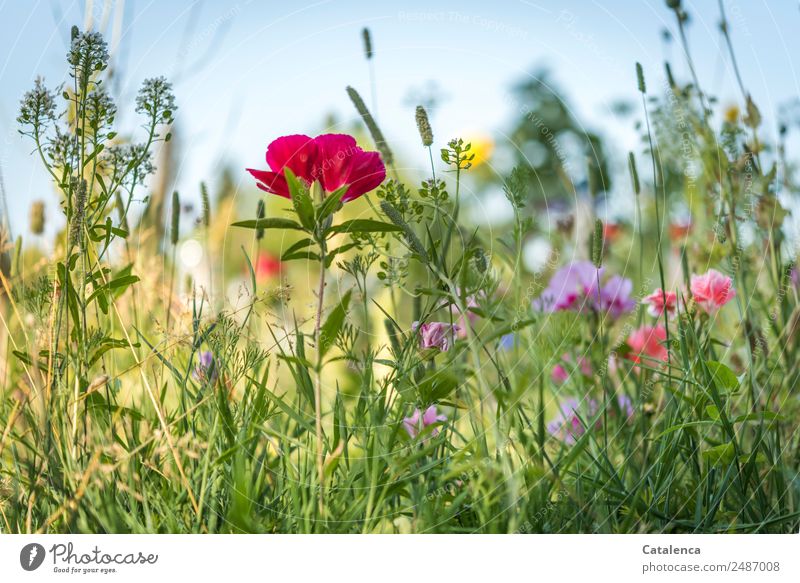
[346, 85, 394, 165]
[664, 62, 676, 89]
[744, 95, 762, 129]
[29, 200, 45, 235]
[587, 158, 599, 197]
[256, 199, 266, 241]
[12, 235, 22, 277]
[200, 182, 211, 228]
[380, 200, 428, 261]
[415, 105, 433, 147]
[362, 28, 373, 60]
[628, 152, 640, 195]
[170, 190, 180, 246]
[636, 62, 646, 94]
[591, 218, 603, 268]
[69, 180, 86, 248]
[473, 248, 488, 274]
[114, 191, 129, 232]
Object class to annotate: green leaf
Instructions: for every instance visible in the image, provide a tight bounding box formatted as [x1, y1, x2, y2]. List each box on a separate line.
[732, 411, 787, 424]
[653, 420, 716, 439]
[316, 185, 348, 222]
[703, 442, 735, 466]
[417, 370, 460, 403]
[280, 238, 314, 261]
[88, 274, 140, 304]
[231, 217, 303, 231]
[285, 168, 315, 230]
[324, 242, 359, 267]
[328, 219, 403, 235]
[281, 251, 321, 262]
[319, 290, 352, 357]
[706, 360, 739, 392]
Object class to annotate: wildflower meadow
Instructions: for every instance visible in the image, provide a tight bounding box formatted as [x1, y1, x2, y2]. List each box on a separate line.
[1, 1, 800, 538]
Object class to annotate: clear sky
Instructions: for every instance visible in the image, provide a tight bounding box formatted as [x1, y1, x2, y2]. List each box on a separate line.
[1, 0, 799, 234]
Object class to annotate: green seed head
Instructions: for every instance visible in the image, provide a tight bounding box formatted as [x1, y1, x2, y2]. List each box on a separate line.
[636, 62, 646, 94]
[415, 105, 433, 147]
[171, 190, 180, 246]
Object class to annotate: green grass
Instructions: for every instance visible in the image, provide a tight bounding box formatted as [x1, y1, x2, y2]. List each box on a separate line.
[1, 7, 799, 534]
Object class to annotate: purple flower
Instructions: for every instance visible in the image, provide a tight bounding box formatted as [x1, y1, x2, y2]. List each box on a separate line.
[612, 394, 635, 422]
[534, 260, 634, 319]
[192, 350, 218, 385]
[534, 261, 601, 312]
[403, 405, 447, 438]
[547, 398, 597, 445]
[548, 394, 635, 444]
[595, 275, 636, 318]
[412, 321, 460, 352]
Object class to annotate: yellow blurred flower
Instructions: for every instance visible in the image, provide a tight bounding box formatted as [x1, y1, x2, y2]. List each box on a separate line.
[463, 132, 494, 167]
[723, 104, 739, 124]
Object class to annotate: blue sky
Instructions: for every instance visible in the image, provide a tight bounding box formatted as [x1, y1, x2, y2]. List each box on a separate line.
[1, 0, 799, 234]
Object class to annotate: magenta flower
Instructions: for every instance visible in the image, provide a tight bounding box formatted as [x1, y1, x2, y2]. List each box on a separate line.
[247, 133, 386, 202]
[690, 269, 736, 313]
[403, 405, 447, 438]
[534, 260, 634, 318]
[642, 288, 678, 318]
[412, 321, 460, 352]
[551, 354, 593, 384]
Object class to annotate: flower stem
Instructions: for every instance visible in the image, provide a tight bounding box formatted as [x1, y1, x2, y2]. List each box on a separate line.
[313, 233, 327, 517]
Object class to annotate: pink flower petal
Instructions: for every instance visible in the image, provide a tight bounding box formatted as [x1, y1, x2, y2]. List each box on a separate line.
[266, 134, 317, 182]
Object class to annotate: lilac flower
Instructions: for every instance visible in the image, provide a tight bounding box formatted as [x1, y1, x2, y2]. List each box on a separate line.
[595, 275, 636, 318]
[403, 405, 447, 438]
[548, 394, 635, 444]
[192, 350, 218, 385]
[534, 261, 601, 312]
[612, 394, 635, 422]
[533, 260, 634, 319]
[547, 398, 597, 445]
[412, 321, 460, 351]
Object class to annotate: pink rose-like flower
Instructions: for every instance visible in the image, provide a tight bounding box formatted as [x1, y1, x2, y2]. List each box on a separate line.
[690, 269, 736, 313]
[403, 405, 447, 438]
[626, 324, 668, 366]
[247, 134, 386, 202]
[412, 321, 460, 352]
[642, 288, 678, 318]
